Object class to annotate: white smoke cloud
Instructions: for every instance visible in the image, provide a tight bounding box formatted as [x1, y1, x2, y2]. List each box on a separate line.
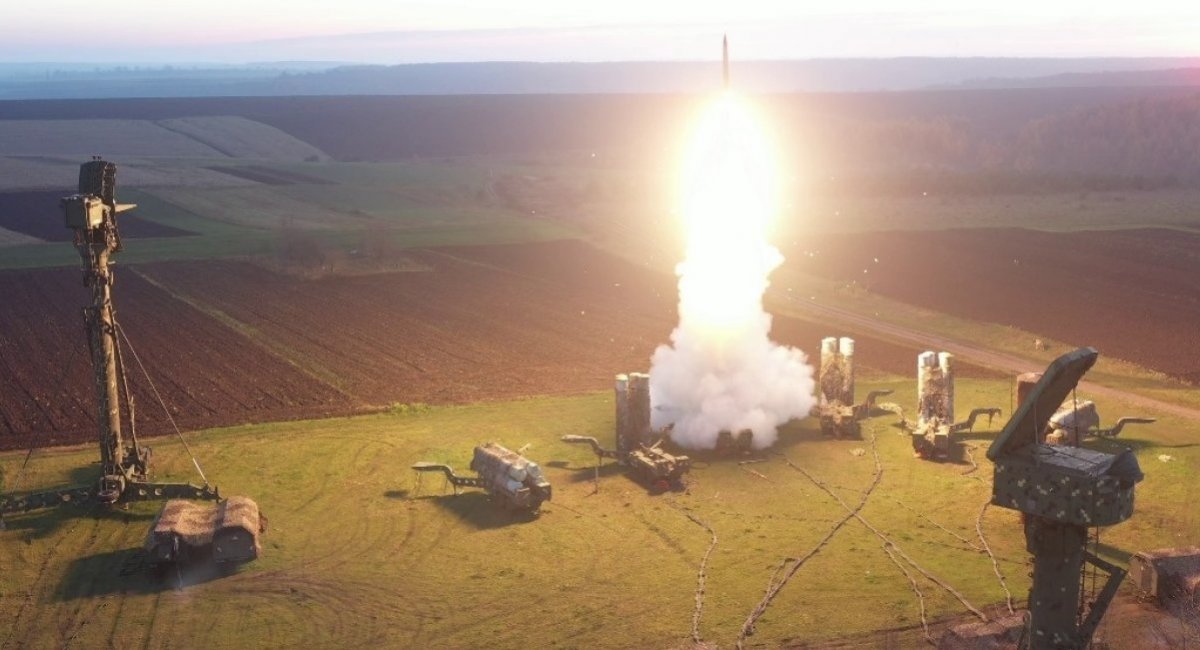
[648, 94, 815, 450]
[649, 263, 816, 449]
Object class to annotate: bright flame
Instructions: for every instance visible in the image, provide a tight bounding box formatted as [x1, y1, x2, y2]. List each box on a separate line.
[677, 92, 780, 332]
[649, 92, 815, 450]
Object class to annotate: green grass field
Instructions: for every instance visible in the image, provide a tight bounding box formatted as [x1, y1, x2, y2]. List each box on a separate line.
[0, 159, 580, 270]
[4, 378, 1197, 649]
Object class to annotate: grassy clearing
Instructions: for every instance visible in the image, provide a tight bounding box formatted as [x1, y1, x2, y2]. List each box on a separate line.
[0, 226, 42, 246]
[0, 120, 225, 158]
[3, 381, 1196, 649]
[157, 117, 328, 161]
[0, 161, 580, 270]
[149, 185, 362, 229]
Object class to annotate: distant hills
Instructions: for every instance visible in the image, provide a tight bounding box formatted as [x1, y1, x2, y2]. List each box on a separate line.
[2, 58, 1200, 99]
[4, 87, 1200, 185]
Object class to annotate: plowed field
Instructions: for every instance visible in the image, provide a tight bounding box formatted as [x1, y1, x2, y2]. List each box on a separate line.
[0, 268, 350, 450]
[2, 239, 965, 449]
[789, 227, 1200, 383]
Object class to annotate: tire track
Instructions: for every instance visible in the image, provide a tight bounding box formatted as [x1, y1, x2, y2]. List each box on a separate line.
[737, 432, 883, 648]
[2, 514, 88, 650]
[784, 451, 989, 625]
[667, 503, 718, 646]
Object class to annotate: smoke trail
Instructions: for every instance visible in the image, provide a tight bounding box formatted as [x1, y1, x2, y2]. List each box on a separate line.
[649, 94, 815, 450]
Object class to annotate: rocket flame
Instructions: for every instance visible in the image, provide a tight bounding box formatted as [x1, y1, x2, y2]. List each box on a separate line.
[678, 92, 778, 332]
[650, 92, 816, 450]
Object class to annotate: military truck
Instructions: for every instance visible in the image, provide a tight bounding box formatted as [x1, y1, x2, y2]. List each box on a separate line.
[883, 351, 1001, 459]
[811, 337, 895, 439]
[561, 435, 690, 488]
[413, 443, 552, 512]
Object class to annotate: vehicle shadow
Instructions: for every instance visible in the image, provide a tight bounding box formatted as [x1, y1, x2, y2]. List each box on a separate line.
[1095, 540, 1133, 564]
[1092, 436, 1199, 453]
[408, 491, 539, 529]
[54, 545, 237, 601]
[2, 506, 156, 543]
[557, 461, 624, 484]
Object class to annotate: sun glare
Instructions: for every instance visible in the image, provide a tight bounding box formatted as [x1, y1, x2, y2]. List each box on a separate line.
[676, 91, 781, 334]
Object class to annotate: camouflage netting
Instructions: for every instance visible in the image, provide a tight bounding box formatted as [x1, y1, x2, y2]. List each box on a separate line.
[220, 496, 264, 536]
[145, 496, 263, 551]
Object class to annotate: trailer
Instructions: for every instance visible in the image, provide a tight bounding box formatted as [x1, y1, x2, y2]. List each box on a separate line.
[413, 443, 552, 512]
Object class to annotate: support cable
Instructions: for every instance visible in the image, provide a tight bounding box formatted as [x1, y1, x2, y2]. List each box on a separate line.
[114, 322, 209, 487]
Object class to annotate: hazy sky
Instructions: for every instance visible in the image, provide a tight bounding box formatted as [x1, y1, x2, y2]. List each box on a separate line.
[3, 1, 1200, 63]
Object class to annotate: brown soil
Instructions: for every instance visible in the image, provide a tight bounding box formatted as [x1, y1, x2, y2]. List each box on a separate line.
[788, 228, 1200, 384]
[0, 267, 350, 450]
[2, 239, 960, 450]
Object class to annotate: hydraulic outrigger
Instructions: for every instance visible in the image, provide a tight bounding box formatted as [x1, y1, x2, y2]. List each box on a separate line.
[0, 159, 218, 518]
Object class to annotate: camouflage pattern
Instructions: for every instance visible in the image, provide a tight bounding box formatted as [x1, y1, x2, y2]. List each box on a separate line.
[988, 347, 1144, 649]
[991, 446, 1138, 527]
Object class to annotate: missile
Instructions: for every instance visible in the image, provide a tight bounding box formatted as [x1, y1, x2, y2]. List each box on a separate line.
[722, 34, 730, 89]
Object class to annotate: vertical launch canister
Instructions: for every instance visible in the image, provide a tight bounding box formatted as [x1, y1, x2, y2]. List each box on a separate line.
[818, 336, 855, 406]
[917, 351, 954, 424]
[615, 372, 652, 455]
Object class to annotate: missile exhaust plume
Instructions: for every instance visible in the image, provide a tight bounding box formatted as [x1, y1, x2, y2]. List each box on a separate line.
[649, 39, 815, 450]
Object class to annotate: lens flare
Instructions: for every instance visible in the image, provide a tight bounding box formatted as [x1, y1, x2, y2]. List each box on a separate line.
[677, 91, 779, 333]
[649, 92, 816, 450]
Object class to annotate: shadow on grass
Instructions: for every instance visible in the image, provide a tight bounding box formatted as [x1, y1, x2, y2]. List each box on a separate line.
[2, 506, 156, 543]
[383, 489, 410, 499]
[55, 545, 239, 601]
[958, 430, 1005, 444]
[55, 548, 164, 601]
[1091, 436, 1199, 453]
[1095, 540, 1133, 564]
[558, 461, 624, 484]
[411, 491, 539, 529]
[956, 431, 1197, 454]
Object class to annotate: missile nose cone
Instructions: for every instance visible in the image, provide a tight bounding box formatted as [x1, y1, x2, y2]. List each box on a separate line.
[722, 35, 730, 89]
